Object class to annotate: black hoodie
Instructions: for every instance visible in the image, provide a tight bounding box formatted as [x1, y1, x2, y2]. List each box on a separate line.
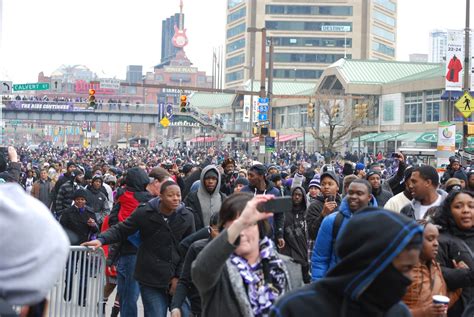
[271, 208, 422, 317]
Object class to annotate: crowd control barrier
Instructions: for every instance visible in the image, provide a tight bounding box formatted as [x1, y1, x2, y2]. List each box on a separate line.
[47, 246, 106, 317]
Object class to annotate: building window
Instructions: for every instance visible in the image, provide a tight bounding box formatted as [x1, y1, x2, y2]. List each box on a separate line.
[372, 26, 395, 42]
[404, 92, 423, 123]
[225, 70, 244, 83]
[372, 41, 395, 56]
[373, 0, 396, 12]
[273, 53, 349, 64]
[228, 0, 244, 9]
[383, 100, 394, 121]
[272, 36, 352, 48]
[227, 38, 245, 53]
[226, 54, 245, 68]
[426, 90, 441, 122]
[273, 107, 285, 129]
[266, 5, 352, 16]
[227, 7, 246, 23]
[269, 69, 324, 79]
[265, 21, 352, 32]
[287, 105, 301, 127]
[373, 10, 396, 26]
[227, 22, 246, 39]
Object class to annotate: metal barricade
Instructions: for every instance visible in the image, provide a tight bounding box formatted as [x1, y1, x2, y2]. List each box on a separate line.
[48, 246, 106, 317]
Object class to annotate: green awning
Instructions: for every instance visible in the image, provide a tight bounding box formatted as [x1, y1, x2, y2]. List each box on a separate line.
[394, 132, 425, 142]
[366, 132, 406, 142]
[416, 132, 474, 145]
[351, 133, 379, 143]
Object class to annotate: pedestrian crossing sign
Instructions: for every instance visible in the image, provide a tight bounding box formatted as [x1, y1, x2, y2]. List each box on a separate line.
[160, 116, 170, 128]
[455, 91, 474, 118]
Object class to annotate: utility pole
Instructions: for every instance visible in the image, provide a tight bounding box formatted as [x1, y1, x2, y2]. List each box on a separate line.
[463, 0, 470, 150]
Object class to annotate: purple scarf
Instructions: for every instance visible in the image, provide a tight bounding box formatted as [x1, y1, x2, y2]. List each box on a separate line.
[230, 237, 286, 316]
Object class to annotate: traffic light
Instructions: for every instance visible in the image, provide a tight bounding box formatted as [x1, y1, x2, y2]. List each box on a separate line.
[307, 102, 314, 119]
[361, 103, 368, 118]
[180, 95, 187, 113]
[331, 104, 340, 118]
[88, 89, 96, 109]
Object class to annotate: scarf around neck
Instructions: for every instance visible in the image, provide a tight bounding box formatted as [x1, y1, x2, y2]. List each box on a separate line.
[230, 237, 286, 317]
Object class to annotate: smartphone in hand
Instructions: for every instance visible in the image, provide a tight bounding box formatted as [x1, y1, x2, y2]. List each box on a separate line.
[258, 197, 293, 214]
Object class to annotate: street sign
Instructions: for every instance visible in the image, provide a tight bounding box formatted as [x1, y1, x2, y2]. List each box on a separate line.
[258, 113, 268, 121]
[1, 81, 12, 94]
[160, 116, 170, 128]
[258, 97, 269, 104]
[255, 120, 270, 126]
[13, 83, 50, 91]
[100, 78, 121, 90]
[455, 91, 474, 118]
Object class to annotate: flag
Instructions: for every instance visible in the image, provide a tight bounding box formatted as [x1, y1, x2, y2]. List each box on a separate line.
[158, 103, 166, 120]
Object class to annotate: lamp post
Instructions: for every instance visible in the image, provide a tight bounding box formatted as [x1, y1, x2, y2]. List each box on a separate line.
[463, 0, 470, 151]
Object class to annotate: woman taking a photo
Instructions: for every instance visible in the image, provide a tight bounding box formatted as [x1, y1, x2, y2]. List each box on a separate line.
[432, 190, 474, 317]
[192, 193, 303, 317]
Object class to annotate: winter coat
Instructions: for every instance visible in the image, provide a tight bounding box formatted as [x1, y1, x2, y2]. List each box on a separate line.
[99, 198, 195, 288]
[400, 189, 448, 220]
[372, 187, 393, 207]
[55, 181, 83, 216]
[271, 208, 421, 317]
[86, 186, 110, 225]
[31, 178, 54, 208]
[311, 197, 378, 281]
[280, 186, 309, 266]
[241, 181, 284, 239]
[60, 205, 99, 245]
[51, 172, 74, 211]
[184, 165, 226, 230]
[108, 167, 153, 256]
[306, 194, 342, 241]
[437, 230, 474, 317]
[192, 229, 303, 317]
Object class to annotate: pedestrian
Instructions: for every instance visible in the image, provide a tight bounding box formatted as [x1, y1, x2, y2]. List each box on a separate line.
[270, 207, 423, 317]
[311, 179, 374, 281]
[86, 175, 110, 226]
[31, 168, 55, 208]
[366, 170, 393, 207]
[55, 169, 86, 217]
[402, 220, 461, 317]
[280, 186, 310, 283]
[384, 167, 413, 213]
[234, 177, 249, 193]
[306, 178, 321, 203]
[401, 166, 447, 220]
[83, 181, 195, 317]
[432, 190, 474, 316]
[192, 193, 303, 317]
[184, 165, 226, 230]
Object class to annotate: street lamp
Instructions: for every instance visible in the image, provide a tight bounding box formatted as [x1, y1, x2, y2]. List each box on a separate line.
[246, 27, 267, 98]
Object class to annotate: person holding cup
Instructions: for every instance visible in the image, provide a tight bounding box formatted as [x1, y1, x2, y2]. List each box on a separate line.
[402, 221, 461, 317]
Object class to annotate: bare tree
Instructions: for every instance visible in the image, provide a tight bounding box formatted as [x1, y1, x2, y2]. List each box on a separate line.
[303, 96, 375, 159]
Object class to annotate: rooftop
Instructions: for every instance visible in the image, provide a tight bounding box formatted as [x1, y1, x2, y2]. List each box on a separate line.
[329, 59, 444, 85]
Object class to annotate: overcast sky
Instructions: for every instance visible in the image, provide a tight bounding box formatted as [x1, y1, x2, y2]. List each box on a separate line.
[0, 0, 471, 83]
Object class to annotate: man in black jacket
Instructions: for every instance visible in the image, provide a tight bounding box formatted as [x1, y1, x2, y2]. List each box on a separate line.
[51, 161, 76, 212]
[366, 170, 393, 207]
[271, 207, 422, 317]
[83, 181, 195, 317]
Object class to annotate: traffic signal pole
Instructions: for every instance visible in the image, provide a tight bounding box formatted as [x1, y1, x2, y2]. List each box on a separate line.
[463, 0, 470, 151]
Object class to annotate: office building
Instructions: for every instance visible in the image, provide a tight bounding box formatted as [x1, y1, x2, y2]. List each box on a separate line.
[429, 30, 447, 63]
[160, 13, 184, 67]
[409, 53, 428, 63]
[126, 65, 143, 84]
[224, 0, 398, 88]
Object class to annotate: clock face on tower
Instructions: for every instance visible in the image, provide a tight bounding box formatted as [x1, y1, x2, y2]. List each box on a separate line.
[172, 25, 189, 48]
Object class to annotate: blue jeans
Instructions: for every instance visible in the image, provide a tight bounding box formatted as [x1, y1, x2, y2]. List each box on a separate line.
[139, 284, 191, 317]
[117, 255, 140, 317]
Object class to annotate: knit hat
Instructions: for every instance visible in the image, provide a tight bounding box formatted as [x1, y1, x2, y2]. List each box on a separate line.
[103, 174, 117, 184]
[73, 188, 88, 200]
[355, 162, 365, 171]
[445, 178, 462, 193]
[366, 170, 381, 179]
[92, 175, 103, 183]
[453, 170, 468, 184]
[249, 164, 266, 176]
[267, 165, 279, 173]
[320, 171, 339, 187]
[281, 172, 289, 179]
[235, 177, 249, 186]
[309, 178, 321, 189]
[204, 170, 219, 179]
[0, 184, 69, 305]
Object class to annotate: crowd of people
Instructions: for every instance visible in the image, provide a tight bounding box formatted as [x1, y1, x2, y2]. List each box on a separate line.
[2, 144, 474, 317]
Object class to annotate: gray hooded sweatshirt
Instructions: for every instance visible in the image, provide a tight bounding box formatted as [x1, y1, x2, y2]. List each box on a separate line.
[197, 165, 223, 227]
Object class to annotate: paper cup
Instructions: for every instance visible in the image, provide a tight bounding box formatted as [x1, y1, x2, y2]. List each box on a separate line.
[432, 295, 450, 305]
